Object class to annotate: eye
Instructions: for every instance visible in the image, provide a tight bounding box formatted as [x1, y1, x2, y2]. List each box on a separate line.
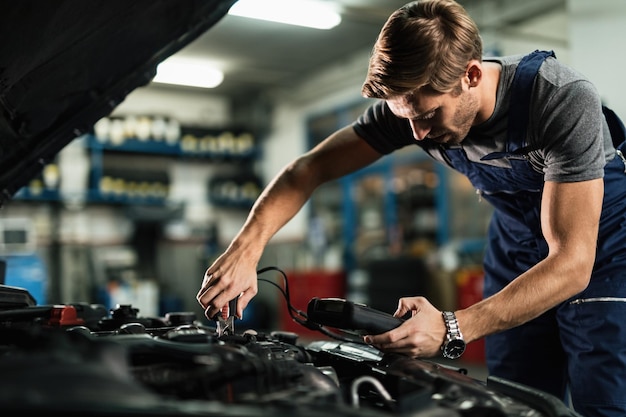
[416, 110, 436, 121]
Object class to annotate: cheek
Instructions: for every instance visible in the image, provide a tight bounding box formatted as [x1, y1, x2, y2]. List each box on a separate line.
[433, 110, 454, 129]
[455, 94, 479, 123]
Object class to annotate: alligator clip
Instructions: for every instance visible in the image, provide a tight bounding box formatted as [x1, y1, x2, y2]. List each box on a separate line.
[212, 296, 238, 337]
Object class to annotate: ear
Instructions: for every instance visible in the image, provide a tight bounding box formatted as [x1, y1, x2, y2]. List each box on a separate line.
[465, 61, 482, 88]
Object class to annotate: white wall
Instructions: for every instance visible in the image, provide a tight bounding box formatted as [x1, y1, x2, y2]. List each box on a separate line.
[112, 87, 230, 128]
[568, 0, 626, 117]
[479, 6, 570, 63]
[480, 1, 626, 118]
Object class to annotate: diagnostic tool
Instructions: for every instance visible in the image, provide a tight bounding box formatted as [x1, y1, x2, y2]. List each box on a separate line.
[307, 297, 404, 335]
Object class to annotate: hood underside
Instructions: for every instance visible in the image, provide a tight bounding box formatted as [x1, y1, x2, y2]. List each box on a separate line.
[0, 0, 237, 207]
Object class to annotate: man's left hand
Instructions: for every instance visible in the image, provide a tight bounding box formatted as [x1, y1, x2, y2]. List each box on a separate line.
[363, 296, 446, 358]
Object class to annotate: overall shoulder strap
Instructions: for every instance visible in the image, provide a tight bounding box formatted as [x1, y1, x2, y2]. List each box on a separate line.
[507, 50, 555, 152]
[481, 50, 555, 161]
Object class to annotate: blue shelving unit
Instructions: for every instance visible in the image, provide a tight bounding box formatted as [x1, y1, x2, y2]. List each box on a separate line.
[15, 133, 261, 208]
[86, 135, 259, 160]
[338, 150, 451, 272]
[305, 100, 457, 274]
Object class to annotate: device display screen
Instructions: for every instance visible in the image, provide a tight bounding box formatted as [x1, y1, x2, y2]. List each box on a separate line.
[320, 300, 345, 313]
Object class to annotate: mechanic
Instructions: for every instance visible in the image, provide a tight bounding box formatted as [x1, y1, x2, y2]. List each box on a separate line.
[197, 1, 626, 415]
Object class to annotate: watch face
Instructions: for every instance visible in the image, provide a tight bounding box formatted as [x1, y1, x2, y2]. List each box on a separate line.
[443, 339, 466, 359]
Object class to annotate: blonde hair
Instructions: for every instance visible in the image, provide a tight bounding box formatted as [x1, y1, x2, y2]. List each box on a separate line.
[362, 0, 482, 99]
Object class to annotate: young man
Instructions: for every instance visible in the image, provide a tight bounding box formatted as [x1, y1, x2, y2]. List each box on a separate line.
[197, 1, 626, 414]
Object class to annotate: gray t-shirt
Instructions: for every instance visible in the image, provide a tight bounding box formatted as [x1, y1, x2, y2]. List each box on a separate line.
[353, 53, 615, 183]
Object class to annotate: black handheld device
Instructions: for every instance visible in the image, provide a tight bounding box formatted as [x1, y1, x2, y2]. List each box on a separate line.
[307, 297, 404, 335]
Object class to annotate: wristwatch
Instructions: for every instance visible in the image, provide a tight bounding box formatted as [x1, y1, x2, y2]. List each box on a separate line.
[441, 311, 466, 360]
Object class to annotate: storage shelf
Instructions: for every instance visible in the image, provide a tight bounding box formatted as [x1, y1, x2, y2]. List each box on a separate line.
[15, 132, 262, 209]
[87, 135, 258, 161]
[14, 187, 172, 206]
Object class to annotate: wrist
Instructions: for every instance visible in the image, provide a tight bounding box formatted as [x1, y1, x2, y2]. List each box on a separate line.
[440, 310, 466, 360]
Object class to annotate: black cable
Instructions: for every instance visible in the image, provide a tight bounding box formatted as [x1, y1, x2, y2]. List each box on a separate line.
[256, 266, 364, 344]
[256, 266, 306, 323]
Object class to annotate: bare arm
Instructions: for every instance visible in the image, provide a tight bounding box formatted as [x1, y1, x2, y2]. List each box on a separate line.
[459, 179, 602, 341]
[366, 178, 603, 357]
[197, 126, 383, 319]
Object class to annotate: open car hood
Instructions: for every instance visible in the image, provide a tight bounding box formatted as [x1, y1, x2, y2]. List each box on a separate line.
[0, 0, 237, 207]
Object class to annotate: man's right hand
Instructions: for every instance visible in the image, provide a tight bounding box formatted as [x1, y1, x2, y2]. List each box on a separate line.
[196, 247, 259, 320]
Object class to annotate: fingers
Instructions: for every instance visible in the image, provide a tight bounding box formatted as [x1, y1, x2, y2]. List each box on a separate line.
[236, 288, 257, 318]
[363, 302, 444, 358]
[197, 267, 258, 320]
[196, 270, 218, 308]
[197, 269, 230, 319]
[394, 299, 410, 318]
[364, 330, 431, 358]
[202, 289, 232, 321]
[196, 269, 217, 302]
[364, 326, 406, 347]
[395, 296, 428, 314]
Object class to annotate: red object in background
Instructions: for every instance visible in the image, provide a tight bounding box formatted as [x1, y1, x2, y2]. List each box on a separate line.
[280, 270, 346, 339]
[47, 305, 85, 327]
[456, 267, 485, 363]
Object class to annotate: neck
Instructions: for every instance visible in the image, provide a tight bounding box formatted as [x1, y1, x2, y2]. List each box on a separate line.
[475, 62, 501, 125]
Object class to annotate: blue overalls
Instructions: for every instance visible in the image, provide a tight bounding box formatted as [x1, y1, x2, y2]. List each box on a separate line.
[442, 50, 626, 416]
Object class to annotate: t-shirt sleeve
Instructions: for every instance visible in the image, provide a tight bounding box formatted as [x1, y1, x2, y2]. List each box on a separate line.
[352, 100, 415, 154]
[536, 79, 606, 183]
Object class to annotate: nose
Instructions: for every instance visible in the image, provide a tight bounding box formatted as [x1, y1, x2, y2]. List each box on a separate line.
[409, 119, 431, 141]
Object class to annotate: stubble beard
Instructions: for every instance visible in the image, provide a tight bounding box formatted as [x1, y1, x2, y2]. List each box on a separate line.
[441, 91, 479, 146]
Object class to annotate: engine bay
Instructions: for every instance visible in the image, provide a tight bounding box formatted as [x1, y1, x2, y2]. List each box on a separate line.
[0, 267, 578, 417]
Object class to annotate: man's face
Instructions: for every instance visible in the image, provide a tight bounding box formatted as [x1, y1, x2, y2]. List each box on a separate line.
[386, 84, 480, 146]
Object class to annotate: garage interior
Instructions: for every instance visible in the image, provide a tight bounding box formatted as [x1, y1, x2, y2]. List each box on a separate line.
[1, 0, 624, 377]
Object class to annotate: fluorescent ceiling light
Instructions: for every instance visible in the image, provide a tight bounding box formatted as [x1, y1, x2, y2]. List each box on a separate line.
[229, 0, 341, 30]
[153, 57, 224, 89]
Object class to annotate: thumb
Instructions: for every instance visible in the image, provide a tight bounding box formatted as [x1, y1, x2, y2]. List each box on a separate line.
[364, 333, 387, 345]
[394, 301, 408, 318]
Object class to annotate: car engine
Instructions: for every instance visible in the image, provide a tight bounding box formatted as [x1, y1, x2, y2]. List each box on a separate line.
[0, 268, 579, 417]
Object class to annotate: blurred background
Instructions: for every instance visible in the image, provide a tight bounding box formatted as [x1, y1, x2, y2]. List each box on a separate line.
[1, 0, 623, 367]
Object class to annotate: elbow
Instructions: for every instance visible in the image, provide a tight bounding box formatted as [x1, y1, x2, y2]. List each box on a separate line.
[571, 272, 592, 295]
[286, 153, 332, 186]
[283, 155, 312, 181]
[281, 154, 324, 192]
[546, 230, 598, 295]
[565, 248, 596, 294]
[545, 242, 595, 296]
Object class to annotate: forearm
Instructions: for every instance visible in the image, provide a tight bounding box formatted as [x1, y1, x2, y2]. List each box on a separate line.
[227, 126, 382, 258]
[457, 245, 595, 343]
[458, 180, 601, 343]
